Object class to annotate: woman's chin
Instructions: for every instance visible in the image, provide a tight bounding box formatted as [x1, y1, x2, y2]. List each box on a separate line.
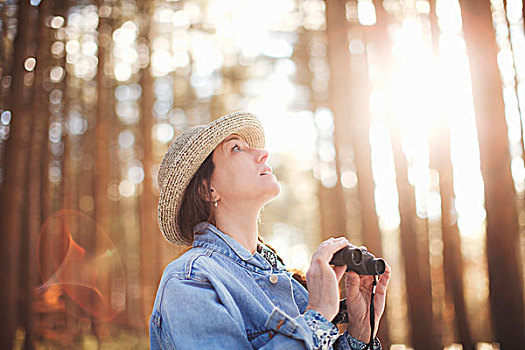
[259, 179, 281, 201]
[268, 180, 282, 198]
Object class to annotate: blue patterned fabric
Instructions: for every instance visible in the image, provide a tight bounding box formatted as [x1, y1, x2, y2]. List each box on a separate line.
[335, 333, 382, 350]
[304, 309, 340, 349]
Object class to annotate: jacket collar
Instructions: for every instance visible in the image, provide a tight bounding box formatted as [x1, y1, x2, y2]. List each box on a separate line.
[192, 221, 271, 271]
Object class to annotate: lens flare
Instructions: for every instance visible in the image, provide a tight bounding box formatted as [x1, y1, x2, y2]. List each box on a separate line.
[36, 209, 126, 322]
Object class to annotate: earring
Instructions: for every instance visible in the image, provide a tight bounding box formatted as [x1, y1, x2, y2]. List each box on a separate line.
[214, 199, 218, 207]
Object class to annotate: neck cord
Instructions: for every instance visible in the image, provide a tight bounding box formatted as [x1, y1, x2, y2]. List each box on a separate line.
[363, 275, 378, 350]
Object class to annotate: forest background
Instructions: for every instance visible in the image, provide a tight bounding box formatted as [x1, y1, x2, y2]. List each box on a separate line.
[0, 0, 524, 349]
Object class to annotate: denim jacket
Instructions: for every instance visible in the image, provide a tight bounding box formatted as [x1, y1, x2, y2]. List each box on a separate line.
[150, 222, 381, 349]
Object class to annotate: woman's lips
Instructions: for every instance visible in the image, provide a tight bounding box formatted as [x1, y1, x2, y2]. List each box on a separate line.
[260, 166, 272, 175]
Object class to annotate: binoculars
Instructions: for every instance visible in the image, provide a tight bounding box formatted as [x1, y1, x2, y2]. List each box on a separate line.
[329, 245, 386, 275]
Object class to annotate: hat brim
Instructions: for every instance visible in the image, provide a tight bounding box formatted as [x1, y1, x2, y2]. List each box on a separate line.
[158, 111, 265, 246]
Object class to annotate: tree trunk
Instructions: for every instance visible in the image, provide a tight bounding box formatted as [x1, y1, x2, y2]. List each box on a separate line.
[459, 0, 525, 347]
[322, 0, 353, 241]
[91, 1, 113, 339]
[430, 122, 474, 350]
[427, 1, 474, 348]
[0, 1, 36, 348]
[390, 121, 441, 349]
[137, 0, 162, 326]
[325, 0, 390, 345]
[21, 1, 53, 348]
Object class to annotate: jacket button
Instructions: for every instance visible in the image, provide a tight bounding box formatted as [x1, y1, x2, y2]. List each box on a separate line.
[269, 275, 279, 284]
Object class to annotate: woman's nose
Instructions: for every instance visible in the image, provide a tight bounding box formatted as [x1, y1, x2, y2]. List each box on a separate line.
[257, 148, 269, 163]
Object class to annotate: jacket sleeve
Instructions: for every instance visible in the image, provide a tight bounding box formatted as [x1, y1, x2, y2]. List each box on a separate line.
[300, 308, 382, 350]
[333, 332, 382, 350]
[153, 275, 324, 349]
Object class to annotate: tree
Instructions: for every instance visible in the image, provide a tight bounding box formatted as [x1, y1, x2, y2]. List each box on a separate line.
[427, 1, 474, 348]
[460, 0, 525, 347]
[325, 0, 391, 345]
[0, 1, 37, 348]
[136, 0, 162, 325]
[21, 0, 54, 347]
[322, 0, 353, 242]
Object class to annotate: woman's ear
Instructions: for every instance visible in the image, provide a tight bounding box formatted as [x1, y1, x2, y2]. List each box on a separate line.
[198, 179, 219, 202]
[210, 187, 220, 202]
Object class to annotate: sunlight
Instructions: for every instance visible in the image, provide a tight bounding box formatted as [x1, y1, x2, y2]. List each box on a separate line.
[368, 0, 486, 236]
[357, 0, 377, 26]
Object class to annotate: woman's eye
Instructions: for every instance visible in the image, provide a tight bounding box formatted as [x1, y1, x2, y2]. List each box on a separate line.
[232, 144, 241, 152]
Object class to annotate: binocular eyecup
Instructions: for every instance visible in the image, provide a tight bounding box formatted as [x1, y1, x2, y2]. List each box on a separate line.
[329, 245, 386, 275]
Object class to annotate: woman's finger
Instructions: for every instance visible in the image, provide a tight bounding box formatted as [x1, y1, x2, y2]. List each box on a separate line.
[376, 262, 391, 294]
[321, 239, 349, 261]
[312, 237, 348, 262]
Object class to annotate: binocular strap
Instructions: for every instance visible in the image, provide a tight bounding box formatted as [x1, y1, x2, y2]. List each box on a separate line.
[364, 275, 378, 350]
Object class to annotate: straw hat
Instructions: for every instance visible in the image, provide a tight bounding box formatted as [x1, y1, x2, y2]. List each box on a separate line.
[157, 111, 265, 246]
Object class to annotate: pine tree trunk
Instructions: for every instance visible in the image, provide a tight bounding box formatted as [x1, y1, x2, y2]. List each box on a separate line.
[325, 0, 390, 344]
[21, 0, 53, 348]
[137, 0, 162, 326]
[322, 0, 353, 241]
[427, 1, 474, 348]
[91, 1, 113, 338]
[0, 1, 36, 348]
[429, 122, 474, 350]
[459, 0, 525, 347]
[390, 122, 441, 349]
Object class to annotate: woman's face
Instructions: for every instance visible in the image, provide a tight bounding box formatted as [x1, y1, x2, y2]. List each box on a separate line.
[210, 134, 281, 207]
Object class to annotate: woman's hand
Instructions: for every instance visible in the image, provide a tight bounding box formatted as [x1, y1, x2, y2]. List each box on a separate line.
[344, 247, 391, 342]
[305, 237, 349, 321]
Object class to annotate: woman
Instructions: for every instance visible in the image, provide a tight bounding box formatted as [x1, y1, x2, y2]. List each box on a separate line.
[150, 111, 391, 349]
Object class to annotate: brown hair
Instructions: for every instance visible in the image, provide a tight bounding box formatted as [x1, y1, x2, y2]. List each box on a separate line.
[178, 151, 216, 243]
